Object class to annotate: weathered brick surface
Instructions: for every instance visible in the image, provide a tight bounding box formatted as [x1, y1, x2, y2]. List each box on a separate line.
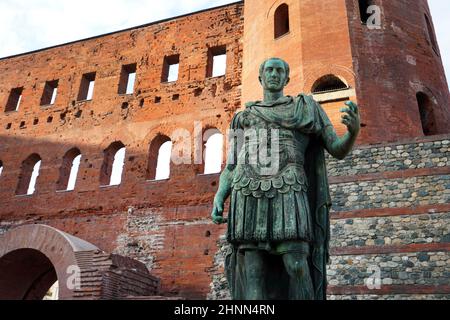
[346, 0, 450, 143]
[0, 1, 449, 300]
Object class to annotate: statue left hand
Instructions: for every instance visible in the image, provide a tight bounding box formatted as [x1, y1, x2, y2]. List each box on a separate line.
[341, 101, 361, 135]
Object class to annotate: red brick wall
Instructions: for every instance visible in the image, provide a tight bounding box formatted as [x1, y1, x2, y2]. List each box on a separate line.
[346, 0, 450, 143]
[0, 3, 243, 298]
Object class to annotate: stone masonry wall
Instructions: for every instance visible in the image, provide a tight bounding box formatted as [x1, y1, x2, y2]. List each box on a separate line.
[209, 135, 450, 300]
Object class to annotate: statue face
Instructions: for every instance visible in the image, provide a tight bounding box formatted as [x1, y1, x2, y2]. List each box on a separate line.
[260, 59, 290, 92]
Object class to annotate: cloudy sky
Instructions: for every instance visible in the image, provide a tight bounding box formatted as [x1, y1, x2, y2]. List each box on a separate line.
[0, 0, 449, 86]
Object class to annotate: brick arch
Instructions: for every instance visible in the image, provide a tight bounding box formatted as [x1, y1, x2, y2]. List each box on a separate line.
[56, 147, 82, 191]
[143, 127, 177, 149]
[267, 0, 293, 19]
[146, 134, 173, 181]
[100, 141, 126, 186]
[202, 127, 225, 175]
[0, 224, 99, 300]
[409, 82, 438, 105]
[302, 65, 356, 94]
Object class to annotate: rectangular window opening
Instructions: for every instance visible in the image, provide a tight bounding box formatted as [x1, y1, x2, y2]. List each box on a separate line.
[78, 72, 96, 101]
[118, 63, 137, 95]
[162, 55, 180, 83]
[207, 46, 227, 78]
[5, 87, 23, 112]
[41, 80, 59, 106]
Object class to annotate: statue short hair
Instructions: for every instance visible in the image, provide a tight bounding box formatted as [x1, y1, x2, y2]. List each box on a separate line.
[259, 58, 290, 78]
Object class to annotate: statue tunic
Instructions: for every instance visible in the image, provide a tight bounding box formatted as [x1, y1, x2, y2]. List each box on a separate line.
[227, 95, 333, 245]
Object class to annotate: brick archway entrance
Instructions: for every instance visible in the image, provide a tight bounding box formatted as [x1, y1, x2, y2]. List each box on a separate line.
[0, 224, 162, 300]
[0, 224, 99, 300]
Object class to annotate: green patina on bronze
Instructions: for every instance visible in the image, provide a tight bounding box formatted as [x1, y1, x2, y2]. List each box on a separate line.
[212, 58, 360, 300]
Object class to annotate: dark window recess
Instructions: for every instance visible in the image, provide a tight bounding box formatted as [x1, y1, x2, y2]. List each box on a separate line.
[6, 123, 12, 130]
[77, 72, 96, 101]
[147, 135, 171, 181]
[118, 63, 137, 95]
[139, 99, 145, 107]
[40, 80, 59, 106]
[161, 54, 180, 83]
[172, 94, 180, 101]
[20, 121, 26, 129]
[207, 46, 227, 78]
[33, 118, 39, 125]
[358, 0, 375, 24]
[311, 75, 348, 94]
[100, 141, 126, 186]
[274, 4, 290, 39]
[424, 14, 439, 55]
[155, 96, 162, 104]
[16, 154, 41, 196]
[194, 88, 203, 97]
[47, 116, 53, 123]
[416, 92, 438, 136]
[5, 87, 23, 112]
[57, 148, 82, 191]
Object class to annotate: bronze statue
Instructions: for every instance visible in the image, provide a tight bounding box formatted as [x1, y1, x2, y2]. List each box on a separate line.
[211, 58, 360, 300]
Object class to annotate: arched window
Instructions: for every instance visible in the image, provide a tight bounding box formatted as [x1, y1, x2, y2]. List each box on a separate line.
[311, 75, 349, 94]
[16, 154, 42, 195]
[203, 129, 224, 175]
[424, 14, 438, 54]
[416, 92, 437, 136]
[274, 4, 290, 39]
[57, 148, 82, 191]
[100, 142, 126, 186]
[147, 135, 172, 181]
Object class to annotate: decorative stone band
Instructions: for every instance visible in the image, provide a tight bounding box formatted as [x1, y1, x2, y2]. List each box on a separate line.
[331, 203, 450, 220]
[331, 243, 450, 256]
[328, 285, 450, 296]
[329, 166, 450, 184]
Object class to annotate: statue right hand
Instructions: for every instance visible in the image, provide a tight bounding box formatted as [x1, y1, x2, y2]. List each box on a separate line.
[212, 195, 228, 225]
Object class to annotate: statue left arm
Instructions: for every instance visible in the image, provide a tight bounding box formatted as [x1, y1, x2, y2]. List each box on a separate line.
[320, 101, 361, 160]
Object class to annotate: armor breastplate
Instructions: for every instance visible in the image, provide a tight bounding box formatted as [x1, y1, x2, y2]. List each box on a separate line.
[232, 107, 310, 198]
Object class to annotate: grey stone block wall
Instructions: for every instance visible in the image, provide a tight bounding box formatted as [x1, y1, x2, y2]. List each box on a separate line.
[328, 252, 450, 286]
[327, 139, 450, 176]
[330, 213, 450, 248]
[209, 137, 450, 300]
[330, 175, 450, 212]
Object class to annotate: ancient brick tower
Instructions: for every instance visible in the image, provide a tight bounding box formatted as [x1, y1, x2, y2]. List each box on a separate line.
[242, 0, 450, 142]
[0, 1, 449, 300]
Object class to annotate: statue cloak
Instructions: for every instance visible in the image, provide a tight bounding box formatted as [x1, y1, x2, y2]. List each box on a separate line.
[225, 94, 332, 300]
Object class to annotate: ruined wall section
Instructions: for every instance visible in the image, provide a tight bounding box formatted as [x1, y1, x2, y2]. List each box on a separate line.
[0, 3, 243, 217]
[0, 3, 243, 299]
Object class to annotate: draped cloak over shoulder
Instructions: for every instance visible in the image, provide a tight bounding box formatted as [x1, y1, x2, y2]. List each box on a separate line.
[225, 94, 333, 300]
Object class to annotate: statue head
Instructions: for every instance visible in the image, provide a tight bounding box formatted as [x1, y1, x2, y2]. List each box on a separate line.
[259, 58, 290, 93]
